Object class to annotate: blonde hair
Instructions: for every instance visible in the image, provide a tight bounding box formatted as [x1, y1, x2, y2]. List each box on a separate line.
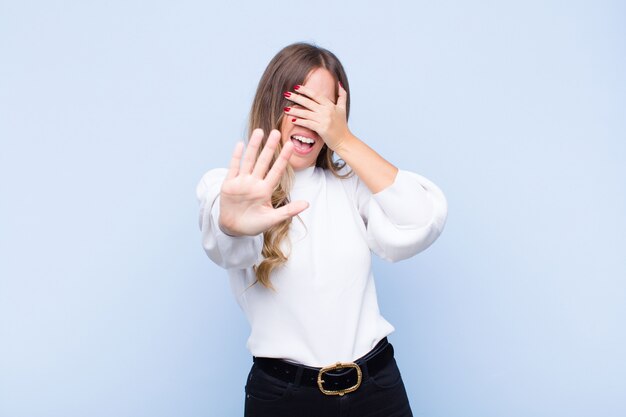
[248, 42, 352, 289]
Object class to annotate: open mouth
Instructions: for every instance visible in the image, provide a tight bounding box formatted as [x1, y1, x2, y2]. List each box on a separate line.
[290, 135, 315, 154]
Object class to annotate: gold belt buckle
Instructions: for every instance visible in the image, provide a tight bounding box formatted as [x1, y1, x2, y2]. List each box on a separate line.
[317, 362, 362, 396]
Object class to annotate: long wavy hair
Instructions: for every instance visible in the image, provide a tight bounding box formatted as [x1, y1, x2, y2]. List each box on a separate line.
[248, 42, 352, 289]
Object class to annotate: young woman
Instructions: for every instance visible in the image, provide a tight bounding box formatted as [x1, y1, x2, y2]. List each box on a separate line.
[196, 42, 448, 417]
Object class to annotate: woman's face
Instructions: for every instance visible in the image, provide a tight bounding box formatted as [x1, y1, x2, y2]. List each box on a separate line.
[280, 67, 336, 171]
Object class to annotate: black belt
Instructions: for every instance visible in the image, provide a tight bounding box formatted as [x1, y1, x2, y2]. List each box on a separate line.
[252, 337, 393, 396]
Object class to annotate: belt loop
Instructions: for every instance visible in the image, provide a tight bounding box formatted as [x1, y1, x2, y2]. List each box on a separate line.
[294, 365, 304, 387]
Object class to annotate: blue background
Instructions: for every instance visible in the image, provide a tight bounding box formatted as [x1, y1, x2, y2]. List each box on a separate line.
[1, 1, 624, 416]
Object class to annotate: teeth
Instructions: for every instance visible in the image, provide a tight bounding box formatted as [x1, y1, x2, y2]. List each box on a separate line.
[292, 135, 314, 144]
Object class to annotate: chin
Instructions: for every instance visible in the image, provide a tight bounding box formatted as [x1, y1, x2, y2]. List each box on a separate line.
[287, 145, 322, 171]
[288, 157, 315, 171]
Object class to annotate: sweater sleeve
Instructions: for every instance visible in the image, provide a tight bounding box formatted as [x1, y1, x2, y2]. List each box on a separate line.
[195, 168, 264, 269]
[353, 169, 448, 262]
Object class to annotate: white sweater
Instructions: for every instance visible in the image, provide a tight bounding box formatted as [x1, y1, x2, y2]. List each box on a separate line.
[196, 165, 448, 367]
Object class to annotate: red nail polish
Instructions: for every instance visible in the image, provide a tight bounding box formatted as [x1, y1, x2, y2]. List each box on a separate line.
[283, 92, 291, 98]
[293, 85, 300, 90]
[292, 118, 296, 122]
[339, 81, 343, 88]
[284, 107, 290, 112]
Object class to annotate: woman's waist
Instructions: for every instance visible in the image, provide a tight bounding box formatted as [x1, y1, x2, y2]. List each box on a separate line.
[246, 325, 395, 368]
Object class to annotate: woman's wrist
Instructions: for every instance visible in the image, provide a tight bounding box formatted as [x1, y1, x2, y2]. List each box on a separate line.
[331, 131, 357, 155]
[218, 217, 242, 237]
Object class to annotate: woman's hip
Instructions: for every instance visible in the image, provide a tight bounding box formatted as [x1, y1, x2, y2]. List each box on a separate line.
[244, 339, 413, 417]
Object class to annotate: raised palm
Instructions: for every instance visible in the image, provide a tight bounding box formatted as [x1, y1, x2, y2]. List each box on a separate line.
[218, 129, 309, 237]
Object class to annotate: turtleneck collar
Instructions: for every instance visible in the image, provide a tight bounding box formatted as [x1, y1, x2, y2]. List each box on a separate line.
[292, 165, 318, 189]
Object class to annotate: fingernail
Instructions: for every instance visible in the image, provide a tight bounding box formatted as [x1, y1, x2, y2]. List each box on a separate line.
[283, 92, 291, 98]
[292, 118, 296, 122]
[293, 85, 301, 90]
[284, 107, 290, 112]
[339, 81, 343, 88]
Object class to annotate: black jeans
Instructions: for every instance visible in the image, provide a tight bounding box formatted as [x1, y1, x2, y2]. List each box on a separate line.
[244, 344, 413, 417]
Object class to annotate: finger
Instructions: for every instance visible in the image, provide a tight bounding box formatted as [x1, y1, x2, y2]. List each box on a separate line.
[272, 200, 310, 222]
[293, 84, 334, 106]
[284, 90, 321, 111]
[240, 128, 263, 175]
[337, 81, 348, 109]
[291, 117, 319, 132]
[283, 106, 316, 121]
[252, 129, 281, 179]
[264, 140, 293, 187]
[226, 141, 244, 180]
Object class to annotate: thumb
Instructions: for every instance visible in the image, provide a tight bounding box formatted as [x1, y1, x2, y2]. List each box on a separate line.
[273, 200, 310, 222]
[337, 80, 348, 109]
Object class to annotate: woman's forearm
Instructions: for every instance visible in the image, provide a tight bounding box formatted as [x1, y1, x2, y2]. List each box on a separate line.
[334, 132, 398, 193]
